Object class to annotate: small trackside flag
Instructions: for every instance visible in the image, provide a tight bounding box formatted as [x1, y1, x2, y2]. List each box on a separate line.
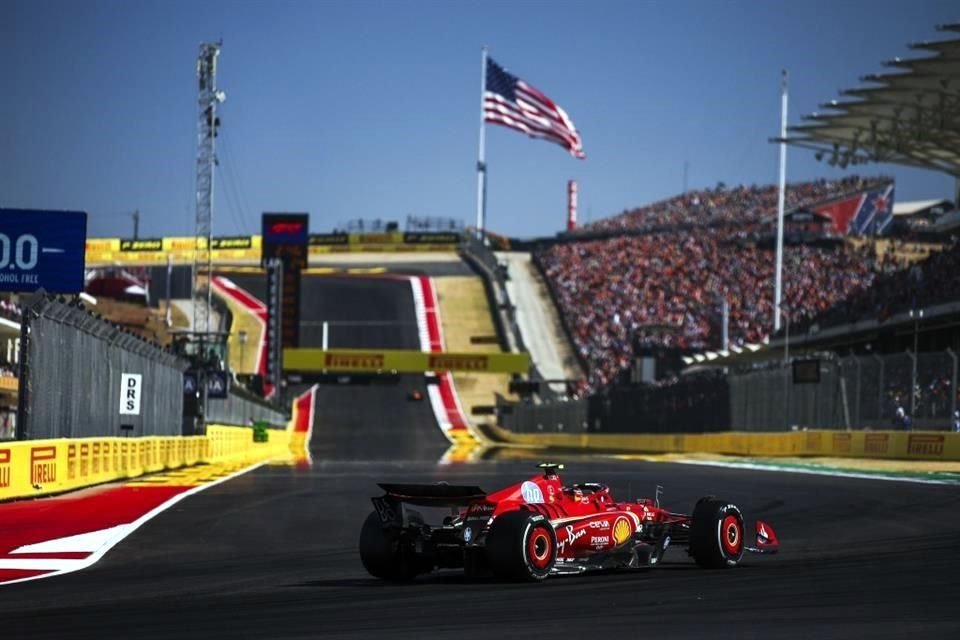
[484, 57, 586, 159]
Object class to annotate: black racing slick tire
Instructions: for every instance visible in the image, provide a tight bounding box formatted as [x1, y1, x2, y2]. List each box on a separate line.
[358, 511, 421, 581]
[689, 497, 745, 569]
[485, 510, 557, 582]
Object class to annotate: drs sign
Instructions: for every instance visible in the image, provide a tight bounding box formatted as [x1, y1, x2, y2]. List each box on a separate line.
[120, 373, 142, 415]
[0, 209, 87, 293]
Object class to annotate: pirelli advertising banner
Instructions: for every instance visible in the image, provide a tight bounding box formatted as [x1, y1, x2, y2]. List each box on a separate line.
[307, 230, 460, 254]
[86, 230, 458, 264]
[283, 348, 531, 375]
[85, 235, 261, 266]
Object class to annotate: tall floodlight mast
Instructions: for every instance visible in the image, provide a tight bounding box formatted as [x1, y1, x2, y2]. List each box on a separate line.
[194, 41, 224, 338]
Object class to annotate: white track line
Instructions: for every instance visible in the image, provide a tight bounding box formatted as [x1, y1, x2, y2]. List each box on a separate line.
[673, 458, 960, 486]
[1, 462, 267, 587]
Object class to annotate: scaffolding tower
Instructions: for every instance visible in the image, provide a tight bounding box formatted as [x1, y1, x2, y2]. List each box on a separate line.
[194, 41, 224, 337]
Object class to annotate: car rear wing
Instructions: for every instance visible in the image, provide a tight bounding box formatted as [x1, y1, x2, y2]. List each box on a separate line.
[372, 483, 487, 526]
[377, 483, 487, 507]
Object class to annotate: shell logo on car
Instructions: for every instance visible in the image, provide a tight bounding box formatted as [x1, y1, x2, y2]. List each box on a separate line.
[612, 516, 633, 545]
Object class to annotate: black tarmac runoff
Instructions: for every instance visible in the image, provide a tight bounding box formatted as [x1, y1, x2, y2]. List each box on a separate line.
[3, 275, 958, 639]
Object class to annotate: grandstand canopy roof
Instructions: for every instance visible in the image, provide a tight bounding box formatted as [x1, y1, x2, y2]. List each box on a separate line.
[781, 24, 960, 177]
[892, 199, 953, 217]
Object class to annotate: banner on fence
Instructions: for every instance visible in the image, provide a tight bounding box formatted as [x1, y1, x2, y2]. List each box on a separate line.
[283, 348, 531, 374]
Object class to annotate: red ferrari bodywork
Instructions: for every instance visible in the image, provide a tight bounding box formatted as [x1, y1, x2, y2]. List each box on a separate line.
[363, 464, 779, 581]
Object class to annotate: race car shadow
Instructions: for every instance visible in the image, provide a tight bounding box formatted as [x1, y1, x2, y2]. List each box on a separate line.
[283, 562, 705, 589]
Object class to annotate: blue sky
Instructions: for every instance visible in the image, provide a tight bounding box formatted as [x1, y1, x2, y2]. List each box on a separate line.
[2, 0, 956, 239]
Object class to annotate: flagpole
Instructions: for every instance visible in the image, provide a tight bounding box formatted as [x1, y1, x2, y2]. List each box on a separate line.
[774, 69, 788, 333]
[476, 46, 488, 240]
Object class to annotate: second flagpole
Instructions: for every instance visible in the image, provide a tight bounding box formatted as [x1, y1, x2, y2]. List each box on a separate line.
[476, 46, 488, 240]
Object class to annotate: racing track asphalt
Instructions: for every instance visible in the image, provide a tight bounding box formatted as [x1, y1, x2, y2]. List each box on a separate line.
[2, 274, 959, 638]
[2, 459, 959, 639]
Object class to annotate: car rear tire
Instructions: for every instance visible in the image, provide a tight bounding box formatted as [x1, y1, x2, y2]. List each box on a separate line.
[359, 511, 421, 580]
[689, 497, 745, 569]
[485, 510, 556, 581]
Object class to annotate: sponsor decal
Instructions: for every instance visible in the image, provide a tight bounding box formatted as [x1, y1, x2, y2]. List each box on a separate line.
[372, 497, 396, 524]
[588, 520, 610, 529]
[30, 446, 57, 486]
[85, 239, 115, 252]
[120, 238, 162, 252]
[547, 485, 555, 502]
[463, 526, 473, 543]
[309, 233, 349, 246]
[212, 236, 253, 250]
[355, 233, 393, 244]
[521, 480, 544, 504]
[612, 516, 633, 545]
[402, 232, 460, 245]
[864, 433, 889, 454]
[427, 354, 489, 372]
[589, 536, 610, 546]
[80, 443, 89, 478]
[805, 432, 822, 451]
[68, 444, 76, 480]
[832, 432, 851, 454]
[557, 524, 586, 553]
[908, 434, 945, 456]
[0, 448, 10, 488]
[165, 237, 196, 251]
[324, 352, 385, 370]
[469, 503, 494, 516]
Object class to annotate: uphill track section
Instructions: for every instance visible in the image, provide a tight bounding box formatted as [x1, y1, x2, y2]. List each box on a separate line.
[223, 272, 450, 460]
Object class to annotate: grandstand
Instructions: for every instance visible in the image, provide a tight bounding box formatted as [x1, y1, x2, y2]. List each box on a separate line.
[581, 175, 888, 233]
[533, 177, 941, 392]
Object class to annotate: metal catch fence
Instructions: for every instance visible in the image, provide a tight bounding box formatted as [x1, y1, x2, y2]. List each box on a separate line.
[504, 350, 959, 433]
[18, 296, 188, 439]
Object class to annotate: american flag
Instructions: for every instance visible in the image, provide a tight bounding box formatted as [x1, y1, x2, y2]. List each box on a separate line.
[484, 57, 585, 159]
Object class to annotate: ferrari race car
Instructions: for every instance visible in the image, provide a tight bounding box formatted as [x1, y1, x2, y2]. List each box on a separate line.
[360, 463, 778, 581]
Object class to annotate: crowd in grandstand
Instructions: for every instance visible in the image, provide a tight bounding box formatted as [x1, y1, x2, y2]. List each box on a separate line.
[539, 232, 881, 390]
[534, 176, 959, 393]
[794, 236, 960, 333]
[583, 176, 884, 231]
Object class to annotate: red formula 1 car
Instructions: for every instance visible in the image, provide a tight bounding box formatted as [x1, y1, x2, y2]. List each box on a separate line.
[360, 463, 778, 581]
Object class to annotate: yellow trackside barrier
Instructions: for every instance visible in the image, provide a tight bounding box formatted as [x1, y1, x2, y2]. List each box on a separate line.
[0, 425, 293, 503]
[486, 426, 960, 462]
[283, 348, 531, 375]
